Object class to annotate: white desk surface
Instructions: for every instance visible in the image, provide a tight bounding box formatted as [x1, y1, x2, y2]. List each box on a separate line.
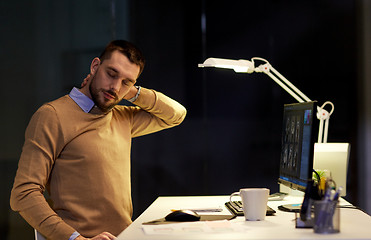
[117, 195, 371, 240]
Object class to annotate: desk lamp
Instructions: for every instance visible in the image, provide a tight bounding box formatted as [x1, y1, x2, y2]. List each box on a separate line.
[198, 57, 350, 196]
[198, 57, 333, 142]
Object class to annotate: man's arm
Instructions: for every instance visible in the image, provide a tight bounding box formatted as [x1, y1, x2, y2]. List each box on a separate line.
[126, 87, 187, 138]
[10, 104, 78, 240]
[80, 73, 186, 128]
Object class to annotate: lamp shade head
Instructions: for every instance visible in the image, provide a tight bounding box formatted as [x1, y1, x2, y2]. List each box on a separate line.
[198, 58, 255, 73]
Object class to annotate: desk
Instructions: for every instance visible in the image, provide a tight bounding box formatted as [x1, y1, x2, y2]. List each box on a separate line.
[117, 195, 371, 240]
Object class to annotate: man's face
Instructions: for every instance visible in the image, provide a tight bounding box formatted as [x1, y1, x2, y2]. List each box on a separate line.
[87, 51, 140, 112]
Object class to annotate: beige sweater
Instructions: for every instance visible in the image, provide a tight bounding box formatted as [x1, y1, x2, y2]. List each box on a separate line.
[10, 88, 186, 240]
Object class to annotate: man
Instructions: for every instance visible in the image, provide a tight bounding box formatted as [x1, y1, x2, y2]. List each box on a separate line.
[10, 40, 187, 240]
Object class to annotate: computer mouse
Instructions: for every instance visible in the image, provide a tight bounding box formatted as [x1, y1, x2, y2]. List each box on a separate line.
[165, 210, 201, 222]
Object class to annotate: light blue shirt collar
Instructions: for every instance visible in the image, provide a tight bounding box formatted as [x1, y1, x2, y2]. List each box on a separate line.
[69, 87, 95, 113]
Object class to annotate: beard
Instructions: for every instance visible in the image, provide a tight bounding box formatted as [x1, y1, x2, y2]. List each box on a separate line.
[89, 74, 121, 112]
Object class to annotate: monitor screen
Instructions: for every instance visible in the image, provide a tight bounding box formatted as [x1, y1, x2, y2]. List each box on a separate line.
[278, 101, 318, 192]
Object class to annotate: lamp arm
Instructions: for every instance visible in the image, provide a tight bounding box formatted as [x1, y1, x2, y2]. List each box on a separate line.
[264, 70, 306, 103]
[269, 66, 312, 102]
[317, 101, 334, 143]
[254, 62, 312, 103]
[318, 117, 324, 143]
[253, 59, 335, 144]
[324, 117, 330, 143]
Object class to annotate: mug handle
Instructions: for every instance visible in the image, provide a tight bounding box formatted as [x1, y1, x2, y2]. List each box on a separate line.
[229, 192, 240, 204]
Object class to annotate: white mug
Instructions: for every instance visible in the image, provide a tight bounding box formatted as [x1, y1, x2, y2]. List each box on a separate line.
[230, 188, 270, 221]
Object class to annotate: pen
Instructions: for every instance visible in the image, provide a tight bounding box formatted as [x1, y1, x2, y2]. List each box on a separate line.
[323, 185, 332, 201]
[332, 186, 343, 201]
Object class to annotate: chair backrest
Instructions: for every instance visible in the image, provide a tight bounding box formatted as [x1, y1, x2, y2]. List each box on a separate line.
[34, 229, 46, 240]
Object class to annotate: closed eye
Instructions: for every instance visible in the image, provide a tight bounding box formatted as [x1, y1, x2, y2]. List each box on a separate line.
[107, 69, 117, 78]
[122, 79, 135, 86]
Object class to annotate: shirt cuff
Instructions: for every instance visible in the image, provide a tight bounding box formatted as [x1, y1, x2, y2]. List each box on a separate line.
[69, 231, 81, 240]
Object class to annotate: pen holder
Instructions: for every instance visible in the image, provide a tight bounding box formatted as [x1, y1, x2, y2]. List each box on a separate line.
[313, 200, 340, 234]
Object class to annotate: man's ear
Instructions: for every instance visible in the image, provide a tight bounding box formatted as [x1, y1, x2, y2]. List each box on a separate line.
[90, 57, 101, 74]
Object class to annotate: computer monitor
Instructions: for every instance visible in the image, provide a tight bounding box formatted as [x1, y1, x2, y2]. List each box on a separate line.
[277, 101, 318, 211]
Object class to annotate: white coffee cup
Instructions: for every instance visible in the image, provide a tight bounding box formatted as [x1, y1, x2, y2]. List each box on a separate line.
[230, 188, 270, 221]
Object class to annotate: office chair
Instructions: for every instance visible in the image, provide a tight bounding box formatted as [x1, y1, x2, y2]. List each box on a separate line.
[34, 229, 46, 240]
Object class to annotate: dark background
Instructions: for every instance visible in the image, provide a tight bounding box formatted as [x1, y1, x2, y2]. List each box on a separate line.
[1, 0, 370, 239]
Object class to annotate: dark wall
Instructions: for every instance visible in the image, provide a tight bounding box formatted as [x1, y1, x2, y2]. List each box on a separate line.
[0, 0, 363, 239]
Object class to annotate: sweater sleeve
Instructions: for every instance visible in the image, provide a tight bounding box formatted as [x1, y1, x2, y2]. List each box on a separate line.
[10, 104, 77, 240]
[130, 88, 187, 138]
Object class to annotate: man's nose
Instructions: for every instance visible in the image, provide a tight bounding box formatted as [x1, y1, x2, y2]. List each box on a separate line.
[110, 79, 121, 92]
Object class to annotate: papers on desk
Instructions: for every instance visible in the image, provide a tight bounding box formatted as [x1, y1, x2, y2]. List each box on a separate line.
[142, 220, 249, 235]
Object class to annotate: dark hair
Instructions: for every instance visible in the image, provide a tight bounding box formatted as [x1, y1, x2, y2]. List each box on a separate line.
[99, 40, 146, 76]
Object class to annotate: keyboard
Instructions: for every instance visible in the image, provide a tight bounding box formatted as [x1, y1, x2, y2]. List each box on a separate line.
[225, 200, 276, 216]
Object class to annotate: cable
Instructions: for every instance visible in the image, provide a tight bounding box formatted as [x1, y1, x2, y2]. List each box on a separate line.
[312, 169, 321, 184]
